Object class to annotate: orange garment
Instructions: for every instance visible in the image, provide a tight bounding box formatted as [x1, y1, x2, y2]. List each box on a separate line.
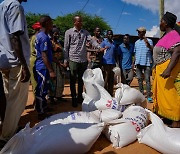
[153, 59, 180, 121]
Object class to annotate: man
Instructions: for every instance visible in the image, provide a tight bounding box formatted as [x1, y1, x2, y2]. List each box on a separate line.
[87, 27, 104, 69]
[134, 27, 153, 102]
[64, 15, 91, 107]
[118, 34, 134, 85]
[34, 16, 55, 118]
[0, 0, 30, 148]
[100, 30, 116, 96]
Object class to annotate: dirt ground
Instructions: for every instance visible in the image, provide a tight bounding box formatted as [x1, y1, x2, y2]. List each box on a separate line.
[19, 78, 160, 154]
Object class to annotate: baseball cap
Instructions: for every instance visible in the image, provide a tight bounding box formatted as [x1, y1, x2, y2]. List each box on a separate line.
[32, 22, 41, 30]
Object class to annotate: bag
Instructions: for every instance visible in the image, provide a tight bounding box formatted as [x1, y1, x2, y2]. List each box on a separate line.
[82, 84, 120, 111]
[103, 119, 137, 148]
[137, 110, 180, 154]
[1, 123, 104, 154]
[82, 68, 104, 101]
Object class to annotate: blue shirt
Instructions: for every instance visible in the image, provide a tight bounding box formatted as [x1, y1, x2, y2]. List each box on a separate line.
[0, 0, 30, 69]
[134, 38, 153, 66]
[100, 39, 116, 64]
[118, 43, 134, 69]
[35, 31, 53, 70]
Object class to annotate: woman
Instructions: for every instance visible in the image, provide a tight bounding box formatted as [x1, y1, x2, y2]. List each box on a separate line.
[48, 27, 66, 103]
[30, 22, 41, 98]
[153, 12, 180, 128]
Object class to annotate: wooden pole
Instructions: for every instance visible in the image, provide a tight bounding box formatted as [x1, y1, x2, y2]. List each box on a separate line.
[159, 0, 164, 37]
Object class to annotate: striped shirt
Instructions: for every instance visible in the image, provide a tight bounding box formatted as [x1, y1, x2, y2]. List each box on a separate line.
[64, 27, 91, 63]
[134, 38, 153, 66]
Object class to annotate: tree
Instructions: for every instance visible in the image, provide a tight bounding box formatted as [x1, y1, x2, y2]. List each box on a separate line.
[54, 11, 111, 41]
[26, 11, 111, 41]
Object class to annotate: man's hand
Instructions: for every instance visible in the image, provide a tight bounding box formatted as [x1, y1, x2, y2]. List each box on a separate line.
[50, 71, 56, 79]
[63, 61, 69, 68]
[21, 66, 30, 82]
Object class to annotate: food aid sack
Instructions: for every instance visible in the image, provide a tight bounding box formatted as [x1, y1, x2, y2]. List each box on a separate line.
[93, 109, 122, 123]
[103, 119, 137, 148]
[82, 68, 104, 101]
[104, 105, 148, 148]
[115, 83, 145, 106]
[113, 66, 121, 84]
[137, 110, 180, 154]
[82, 92, 97, 111]
[31, 110, 101, 132]
[122, 106, 148, 131]
[0, 122, 104, 154]
[82, 84, 120, 111]
[114, 83, 131, 112]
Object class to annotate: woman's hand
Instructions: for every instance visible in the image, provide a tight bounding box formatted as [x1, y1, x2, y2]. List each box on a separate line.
[160, 68, 171, 79]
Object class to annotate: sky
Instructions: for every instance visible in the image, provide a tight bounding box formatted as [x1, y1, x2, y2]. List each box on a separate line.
[1, 0, 180, 37]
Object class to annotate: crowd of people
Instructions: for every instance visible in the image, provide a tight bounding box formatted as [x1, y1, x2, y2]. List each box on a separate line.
[0, 0, 179, 150]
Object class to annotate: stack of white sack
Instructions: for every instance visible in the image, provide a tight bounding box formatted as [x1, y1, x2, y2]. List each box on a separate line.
[82, 68, 104, 101]
[82, 83, 120, 111]
[104, 106, 148, 148]
[0, 111, 105, 154]
[137, 110, 180, 154]
[114, 83, 146, 111]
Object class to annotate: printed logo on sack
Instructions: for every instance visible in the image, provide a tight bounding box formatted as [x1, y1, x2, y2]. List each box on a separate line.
[70, 112, 76, 120]
[106, 99, 118, 110]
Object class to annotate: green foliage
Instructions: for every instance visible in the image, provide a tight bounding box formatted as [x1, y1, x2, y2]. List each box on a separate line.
[26, 13, 46, 36]
[26, 11, 111, 41]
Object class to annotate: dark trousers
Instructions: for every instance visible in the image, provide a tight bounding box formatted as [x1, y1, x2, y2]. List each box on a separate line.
[0, 72, 6, 122]
[102, 64, 115, 96]
[69, 61, 88, 99]
[136, 65, 152, 97]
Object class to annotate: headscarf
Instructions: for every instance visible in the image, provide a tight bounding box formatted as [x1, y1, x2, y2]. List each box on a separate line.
[162, 12, 180, 34]
[32, 22, 41, 30]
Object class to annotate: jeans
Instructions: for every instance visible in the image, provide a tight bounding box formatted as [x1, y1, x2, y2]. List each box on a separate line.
[136, 65, 152, 97]
[121, 68, 134, 85]
[69, 61, 88, 99]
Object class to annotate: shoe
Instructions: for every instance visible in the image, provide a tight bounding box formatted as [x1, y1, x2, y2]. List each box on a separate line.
[0, 140, 7, 150]
[56, 97, 67, 102]
[147, 97, 153, 103]
[48, 97, 57, 105]
[72, 97, 78, 108]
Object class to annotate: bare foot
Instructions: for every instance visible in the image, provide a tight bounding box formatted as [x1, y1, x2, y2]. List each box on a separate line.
[171, 121, 180, 128]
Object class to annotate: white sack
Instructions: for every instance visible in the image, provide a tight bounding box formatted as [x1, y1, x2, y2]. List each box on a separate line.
[115, 83, 145, 106]
[137, 110, 180, 154]
[104, 120, 137, 148]
[0, 122, 104, 154]
[120, 86, 145, 106]
[98, 109, 122, 123]
[82, 84, 120, 112]
[82, 68, 104, 101]
[122, 106, 148, 131]
[32, 111, 100, 132]
[82, 92, 97, 111]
